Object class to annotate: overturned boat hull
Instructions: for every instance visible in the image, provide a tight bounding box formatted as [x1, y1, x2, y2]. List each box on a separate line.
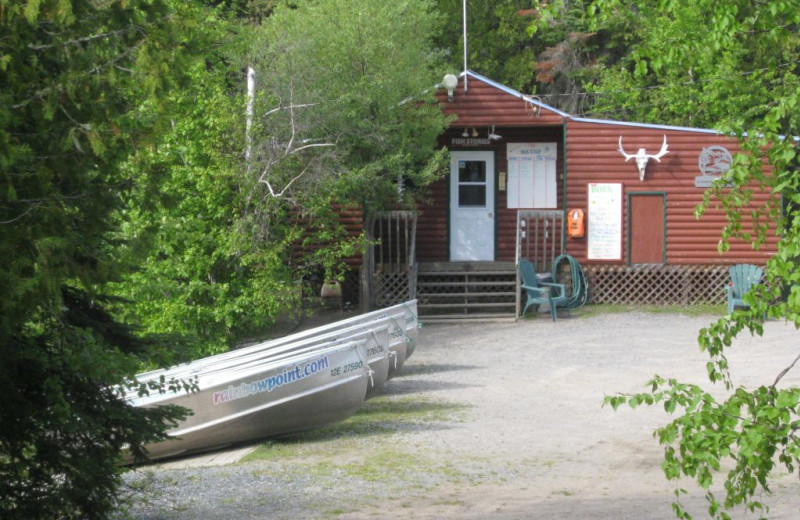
[134, 300, 418, 387]
[125, 301, 420, 462]
[128, 341, 370, 462]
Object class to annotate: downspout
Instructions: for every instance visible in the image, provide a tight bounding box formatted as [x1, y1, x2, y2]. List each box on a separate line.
[561, 118, 568, 252]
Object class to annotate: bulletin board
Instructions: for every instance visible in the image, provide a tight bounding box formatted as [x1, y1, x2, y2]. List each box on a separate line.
[587, 183, 622, 260]
[506, 143, 557, 208]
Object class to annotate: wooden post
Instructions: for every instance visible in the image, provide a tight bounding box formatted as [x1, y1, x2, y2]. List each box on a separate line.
[360, 215, 375, 312]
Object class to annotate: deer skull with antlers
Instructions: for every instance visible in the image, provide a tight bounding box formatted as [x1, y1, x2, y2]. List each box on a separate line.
[618, 135, 669, 181]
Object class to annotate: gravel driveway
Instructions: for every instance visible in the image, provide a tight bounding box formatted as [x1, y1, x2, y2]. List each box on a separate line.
[118, 311, 800, 519]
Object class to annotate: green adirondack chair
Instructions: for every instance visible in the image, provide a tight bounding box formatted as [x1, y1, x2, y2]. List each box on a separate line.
[726, 264, 763, 314]
[519, 259, 568, 321]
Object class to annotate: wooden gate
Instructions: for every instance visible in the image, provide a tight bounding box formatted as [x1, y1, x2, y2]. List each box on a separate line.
[361, 211, 418, 310]
[516, 210, 564, 273]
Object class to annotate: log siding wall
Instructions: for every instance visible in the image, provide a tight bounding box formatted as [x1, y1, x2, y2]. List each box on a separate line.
[439, 73, 566, 127]
[563, 119, 778, 266]
[417, 73, 568, 262]
[336, 72, 780, 308]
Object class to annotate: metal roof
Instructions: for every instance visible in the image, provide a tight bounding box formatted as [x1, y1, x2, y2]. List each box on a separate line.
[462, 70, 570, 118]
[462, 70, 726, 136]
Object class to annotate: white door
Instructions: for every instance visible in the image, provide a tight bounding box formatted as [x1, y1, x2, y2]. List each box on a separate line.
[449, 151, 495, 261]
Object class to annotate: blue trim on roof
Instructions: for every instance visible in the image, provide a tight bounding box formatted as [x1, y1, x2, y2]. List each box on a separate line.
[463, 70, 730, 136]
[463, 70, 571, 118]
[569, 116, 723, 135]
[462, 71, 800, 140]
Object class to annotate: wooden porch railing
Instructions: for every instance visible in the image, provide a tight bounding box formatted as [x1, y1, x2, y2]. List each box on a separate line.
[361, 211, 418, 311]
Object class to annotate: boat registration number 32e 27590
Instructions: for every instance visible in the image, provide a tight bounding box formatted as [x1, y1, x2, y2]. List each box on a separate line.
[330, 360, 363, 376]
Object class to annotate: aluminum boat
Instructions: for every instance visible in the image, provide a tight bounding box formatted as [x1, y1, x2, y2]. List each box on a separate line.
[134, 300, 419, 386]
[127, 341, 371, 462]
[124, 301, 420, 462]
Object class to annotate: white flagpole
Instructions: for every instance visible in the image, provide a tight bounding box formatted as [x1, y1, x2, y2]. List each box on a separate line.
[462, 0, 468, 92]
[246, 67, 255, 172]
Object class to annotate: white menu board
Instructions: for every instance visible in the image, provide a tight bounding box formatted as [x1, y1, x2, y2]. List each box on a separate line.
[587, 183, 622, 260]
[506, 143, 557, 208]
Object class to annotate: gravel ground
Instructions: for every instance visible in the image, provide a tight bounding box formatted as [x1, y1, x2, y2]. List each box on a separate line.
[117, 311, 800, 520]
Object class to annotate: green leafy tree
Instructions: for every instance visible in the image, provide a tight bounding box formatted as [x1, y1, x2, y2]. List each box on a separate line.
[0, 1, 220, 517]
[108, 32, 300, 357]
[434, 0, 638, 113]
[244, 0, 451, 280]
[433, 1, 540, 93]
[566, 0, 800, 518]
[582, 0, 798, 128]
[110, 0, 453, 353]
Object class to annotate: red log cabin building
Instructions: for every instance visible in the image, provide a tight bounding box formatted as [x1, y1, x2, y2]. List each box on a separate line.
[358, 71, 778, 317]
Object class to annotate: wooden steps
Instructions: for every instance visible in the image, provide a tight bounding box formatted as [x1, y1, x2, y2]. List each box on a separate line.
[416, 262, 518, 322]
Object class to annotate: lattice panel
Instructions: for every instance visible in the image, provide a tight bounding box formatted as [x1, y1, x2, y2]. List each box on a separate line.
[373, 271, 411, 307]
[583, 265, 730, 305]
[364, 211, 417, 311]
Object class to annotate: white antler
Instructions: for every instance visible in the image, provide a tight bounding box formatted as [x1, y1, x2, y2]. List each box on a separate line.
[618, 136, 635, 161]
[617, 135, 670, 181]
[649, 135, 669, 162]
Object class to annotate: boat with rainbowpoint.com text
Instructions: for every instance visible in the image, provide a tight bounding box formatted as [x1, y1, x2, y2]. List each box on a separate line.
[123, 301, 419, 463]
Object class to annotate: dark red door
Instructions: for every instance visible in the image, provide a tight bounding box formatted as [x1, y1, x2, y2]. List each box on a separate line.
[629, 194, 665, 264]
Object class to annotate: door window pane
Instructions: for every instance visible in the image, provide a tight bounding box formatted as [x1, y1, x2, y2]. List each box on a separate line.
[459, 161, 486, 182]
[459, 185, 486, 207]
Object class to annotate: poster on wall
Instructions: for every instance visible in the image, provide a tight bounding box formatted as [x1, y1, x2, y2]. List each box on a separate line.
[587, 183, 622, 260]
[506, 143, 557, 208]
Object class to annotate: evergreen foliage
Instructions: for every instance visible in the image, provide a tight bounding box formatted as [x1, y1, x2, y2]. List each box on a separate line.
[0, 1, 215, 517]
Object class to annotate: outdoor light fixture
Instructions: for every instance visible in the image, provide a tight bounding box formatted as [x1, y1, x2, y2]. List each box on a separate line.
[462, 128, 469, 137]
[443, 74, 459, 102]
[471, 127, 479, 137]
[488, 125, 502, 141]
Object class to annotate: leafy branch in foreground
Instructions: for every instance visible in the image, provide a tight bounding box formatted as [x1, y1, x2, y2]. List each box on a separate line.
[579, 0, 800, 517]
[605, 355, 800, 520]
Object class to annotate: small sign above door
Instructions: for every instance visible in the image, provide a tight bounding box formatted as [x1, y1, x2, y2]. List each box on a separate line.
[451, 137, 491, 147]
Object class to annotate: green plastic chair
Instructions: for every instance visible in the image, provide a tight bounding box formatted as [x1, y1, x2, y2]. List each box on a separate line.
[726, 264, 763, 314]
[519, 259, 568, 321]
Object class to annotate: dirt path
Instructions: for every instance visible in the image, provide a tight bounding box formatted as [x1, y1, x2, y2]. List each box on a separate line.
[379, 312, 799, 520]
[122, 311, 800, 520]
